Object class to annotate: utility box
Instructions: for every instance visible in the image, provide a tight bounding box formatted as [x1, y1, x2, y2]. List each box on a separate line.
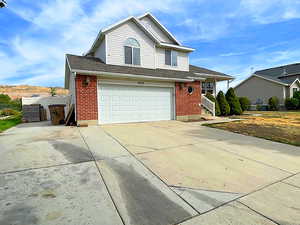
[49, 104, 65, 125]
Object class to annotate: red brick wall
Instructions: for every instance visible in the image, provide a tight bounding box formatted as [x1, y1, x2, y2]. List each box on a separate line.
[75, 75, 98, 121]
[175, 81, 202, 116]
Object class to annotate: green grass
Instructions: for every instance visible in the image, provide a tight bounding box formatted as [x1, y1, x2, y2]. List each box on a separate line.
[0, 115, 22, 132]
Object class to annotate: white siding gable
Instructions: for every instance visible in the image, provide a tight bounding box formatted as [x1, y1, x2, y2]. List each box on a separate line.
[94, 38, 106, 63]
[156, 48, 189, 71]
[106, 21, 156, 69]
[139, 16, 175, 44]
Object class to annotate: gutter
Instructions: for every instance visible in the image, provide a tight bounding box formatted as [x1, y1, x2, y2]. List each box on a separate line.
[194, 72, 234, 79]
[71, 69, 194, 82]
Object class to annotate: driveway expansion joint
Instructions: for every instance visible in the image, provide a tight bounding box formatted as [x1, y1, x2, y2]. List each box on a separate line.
[214, 144, 294, 175]
[281, 181, 300, 189]
[101, 129, 202, 216]
[0, 160, 94, 175]
[237, 201, 281, 225]
[77, 128, 126, 225]
[169, 185, 243, 195]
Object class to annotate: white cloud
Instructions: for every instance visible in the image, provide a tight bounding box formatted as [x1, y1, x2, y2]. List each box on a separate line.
[239, 0, 300, 24]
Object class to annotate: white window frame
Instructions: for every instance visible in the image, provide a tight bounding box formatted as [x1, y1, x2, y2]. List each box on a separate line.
[165, 49, 178, 67]
[124, 38, 141, 66]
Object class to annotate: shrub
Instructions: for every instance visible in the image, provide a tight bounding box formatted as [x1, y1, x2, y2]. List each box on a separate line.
[205, 93, 221, 116]
[285, 97, 299, 110]
[217, 91, 230, 116]
[225, 88, 242, 115]
[0, 94, 11, 104]
[0, 108, 20, 116]
[239, 97, 251, 112]
[293, 91, 300, 100]
[268, 96, 279, 111]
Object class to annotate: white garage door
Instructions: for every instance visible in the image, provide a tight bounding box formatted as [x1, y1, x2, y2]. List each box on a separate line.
[98, 83, 174, 124]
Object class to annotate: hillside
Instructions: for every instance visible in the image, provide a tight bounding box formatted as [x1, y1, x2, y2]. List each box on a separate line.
[0, 85, 69, 99]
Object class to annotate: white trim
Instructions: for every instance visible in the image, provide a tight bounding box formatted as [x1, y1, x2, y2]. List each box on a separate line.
[158, 43, 194, 52]
[290, 78, 300, 87]
[65, 55, 72, 89]
[87, 16, 161, 55]
[102, 16, 135, 33]
[97, 78, 175, 88]
[73, 71, 77, 121]
[71, 69, 193, 82]
[186, 76, 206, 81]
[105, 34, 108, 63]
[138, 12, 182, 46]
[193, 72, 234, 79]
[283, 86, 286, 99]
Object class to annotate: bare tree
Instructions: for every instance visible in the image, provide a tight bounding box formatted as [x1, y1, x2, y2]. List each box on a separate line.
[0, 0, 7, 8]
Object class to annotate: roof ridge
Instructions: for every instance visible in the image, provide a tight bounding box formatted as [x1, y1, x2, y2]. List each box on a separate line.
[255, 62, 300, 73]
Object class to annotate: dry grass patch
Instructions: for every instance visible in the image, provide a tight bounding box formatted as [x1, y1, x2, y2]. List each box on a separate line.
[207, 111, 300, 146]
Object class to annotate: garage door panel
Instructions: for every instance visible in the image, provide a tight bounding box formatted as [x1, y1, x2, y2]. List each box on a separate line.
[98, 83, 174, 124]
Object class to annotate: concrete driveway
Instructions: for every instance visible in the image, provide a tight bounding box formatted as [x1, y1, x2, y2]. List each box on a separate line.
[0, 121, 299, 225]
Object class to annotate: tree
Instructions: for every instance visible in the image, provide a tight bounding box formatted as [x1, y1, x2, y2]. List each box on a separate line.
[205, 93, 221, 116]
[225, 88, 242, 115]
[0, 0, 7, 8]
[268, 96, 279, 111]
[217, 91, 230, 116]
[50, 87, 57, 96]
[239, 97, 251, 111]
[0, 94, 11, 103]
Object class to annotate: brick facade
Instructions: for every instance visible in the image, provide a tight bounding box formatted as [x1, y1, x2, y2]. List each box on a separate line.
[175, 81, 202, 117]
[75, 77, 202, 123]
[75, 75, 98, 121]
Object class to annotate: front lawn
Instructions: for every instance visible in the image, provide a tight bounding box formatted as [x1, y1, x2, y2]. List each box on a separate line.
[206, 111, 300, 146]
[0, 115, 22, 132]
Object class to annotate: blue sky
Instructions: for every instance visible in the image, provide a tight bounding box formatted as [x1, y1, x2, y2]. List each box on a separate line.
[1, 0, 300, 91]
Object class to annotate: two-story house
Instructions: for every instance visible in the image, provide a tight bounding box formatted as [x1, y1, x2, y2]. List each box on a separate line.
[65, 12, 233, 125]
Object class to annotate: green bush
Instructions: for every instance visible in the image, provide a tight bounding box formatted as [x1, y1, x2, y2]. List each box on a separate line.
[268, 96, 279, 111]
[205, 93, 221, 116]
[217, 91, 230, 116]
[225, 88, 242, 115]
[0, 94, 11, 104]
[293, 91, 300, 100]
[0, 108, 20, 116]
[239, 97, 251, 112]
[285, 98, 299, 110]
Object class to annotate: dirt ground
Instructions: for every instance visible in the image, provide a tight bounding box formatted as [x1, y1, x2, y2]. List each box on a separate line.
[207, 111, 300, 146]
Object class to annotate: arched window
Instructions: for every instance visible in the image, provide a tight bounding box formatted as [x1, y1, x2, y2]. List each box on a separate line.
[124, 38, 140, 65]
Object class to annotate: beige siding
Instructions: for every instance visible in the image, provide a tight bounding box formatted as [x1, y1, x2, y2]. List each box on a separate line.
[155, 47, 189, 71]
[290, 81, 300, 97]
[234, 76, 285, 105]
[106, 21, 156, 68]
[94, 38, 106, 63]
[139, 16, 175, 44]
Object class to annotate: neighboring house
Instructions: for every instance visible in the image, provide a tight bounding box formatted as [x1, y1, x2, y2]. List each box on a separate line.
[234, 63, 300, 106]
[65, 12, 233, 125]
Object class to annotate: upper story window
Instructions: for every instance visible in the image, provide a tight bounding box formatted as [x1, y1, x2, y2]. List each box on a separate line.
[124, 38, 140, 65]
[165, 50, 177, 66]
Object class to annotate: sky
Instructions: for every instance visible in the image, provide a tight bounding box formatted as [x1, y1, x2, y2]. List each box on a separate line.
[1, 0, 300, 91]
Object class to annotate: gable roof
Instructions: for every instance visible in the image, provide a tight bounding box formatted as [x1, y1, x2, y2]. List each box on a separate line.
[253, 63, 300, 85]
[86, 13, 194, 56]
[137, 12, 181, 45]
[65, 54, 233, 88]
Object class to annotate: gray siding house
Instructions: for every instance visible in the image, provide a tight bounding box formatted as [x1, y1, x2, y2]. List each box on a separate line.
[234, 63, 300, 106]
